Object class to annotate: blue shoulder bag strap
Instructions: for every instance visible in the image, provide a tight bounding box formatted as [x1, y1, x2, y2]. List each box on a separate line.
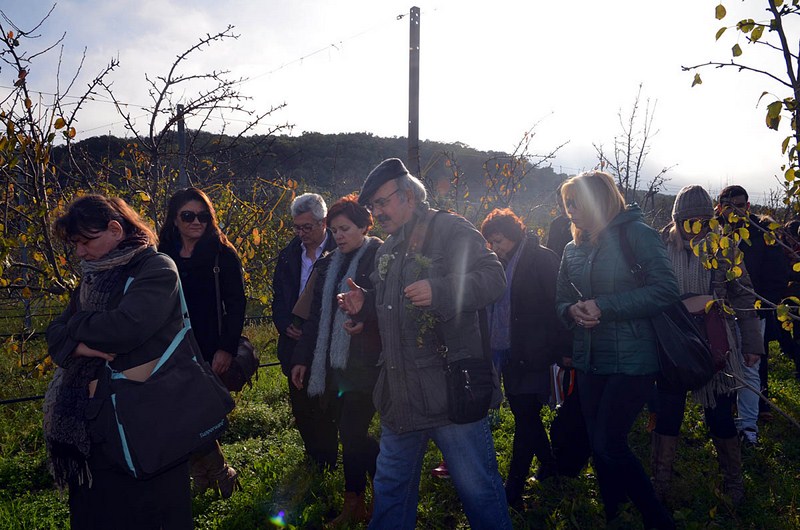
[108, 276, 194, 381]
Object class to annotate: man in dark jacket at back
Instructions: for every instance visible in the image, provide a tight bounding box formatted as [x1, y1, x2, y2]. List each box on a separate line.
[338, 158, 512, 529]
[272, 193, 338, 468]
[717, 185, 784, 443]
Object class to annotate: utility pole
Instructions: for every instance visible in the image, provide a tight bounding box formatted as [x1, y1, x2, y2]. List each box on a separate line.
[407, 6, 421, 178]
[177, 104, 188, 189]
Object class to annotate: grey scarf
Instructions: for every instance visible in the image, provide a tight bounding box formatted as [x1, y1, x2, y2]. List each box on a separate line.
[666, 237, 745, 408]
[307, 238, 373, 397]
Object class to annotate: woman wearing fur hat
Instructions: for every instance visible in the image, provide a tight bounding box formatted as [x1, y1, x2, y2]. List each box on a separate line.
[291, 194, 383, 527]
[651, 184, 763, 505]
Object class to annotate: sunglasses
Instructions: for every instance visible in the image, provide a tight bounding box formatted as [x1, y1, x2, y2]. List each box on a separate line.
[179, 211, 212, 223]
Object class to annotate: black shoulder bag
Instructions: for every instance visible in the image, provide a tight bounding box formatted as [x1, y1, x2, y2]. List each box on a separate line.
[618, 224, 715, 391]
[408, 210, 496, 424]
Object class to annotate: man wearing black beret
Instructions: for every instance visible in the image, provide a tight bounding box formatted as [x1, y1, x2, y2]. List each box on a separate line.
[338, 158, 512, 529]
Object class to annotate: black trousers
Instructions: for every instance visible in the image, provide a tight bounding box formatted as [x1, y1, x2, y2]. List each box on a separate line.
[338, 390, 379, 493]
[69, 460, 192, 530]
[505, 393, 556, 485]
[549, 375, 591, 477]
[288, 374, 339, 468]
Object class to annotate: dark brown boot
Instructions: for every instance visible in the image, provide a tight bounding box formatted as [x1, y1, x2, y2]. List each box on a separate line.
[202, 441, 240, 499]
[712, 436, 744, 504]
[650, 432, 678, 502]
[189, 451, 212, 495]
[327, 491, 368, 528]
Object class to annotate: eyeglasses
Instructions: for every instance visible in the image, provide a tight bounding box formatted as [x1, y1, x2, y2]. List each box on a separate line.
[179, 211, 212, 223]
[292, 221, 320, 234]
[366, 188, 401, 212]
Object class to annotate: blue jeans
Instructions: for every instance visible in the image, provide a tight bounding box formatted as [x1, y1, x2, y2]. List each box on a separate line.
[736, 357, 761, 434]
[368, 419, 511, 530]
[578, 372, 672, 527]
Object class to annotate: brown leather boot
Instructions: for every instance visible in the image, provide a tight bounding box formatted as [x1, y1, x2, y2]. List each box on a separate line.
[189, 451, 212, 495]
[712, 435, 744, 504]
[198, 441, 239, 499]
[327, 491, 368, 528]
[650, 432, 678, 502]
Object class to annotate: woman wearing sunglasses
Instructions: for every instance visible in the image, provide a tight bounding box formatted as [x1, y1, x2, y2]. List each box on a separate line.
[158, 187, 246, 498]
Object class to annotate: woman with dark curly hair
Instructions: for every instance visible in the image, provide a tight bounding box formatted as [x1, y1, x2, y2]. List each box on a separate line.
[291, 194, 383, 527]
[158, 188, 245, 498]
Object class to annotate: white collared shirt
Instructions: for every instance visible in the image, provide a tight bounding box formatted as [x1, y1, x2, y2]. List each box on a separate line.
[299, 232, 328, 296]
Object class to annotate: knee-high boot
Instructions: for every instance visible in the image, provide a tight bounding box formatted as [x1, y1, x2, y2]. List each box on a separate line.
[650, 432, 678, 501]
[712, 436, 744, 504]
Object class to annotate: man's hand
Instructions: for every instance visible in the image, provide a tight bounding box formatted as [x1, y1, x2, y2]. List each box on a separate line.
[211, 349, 233, 375]
[404, 279, 432, 307]
[338, 278, 365, 315]
[286, 323, 303, 340]
[73, 342, 115, 362]
[291, 364, 307, 390]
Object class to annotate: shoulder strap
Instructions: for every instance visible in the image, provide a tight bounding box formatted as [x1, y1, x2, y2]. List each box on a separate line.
[618, 223, 645, 287]
[213, 253, 223, 335]
[406, 209, 442, 256]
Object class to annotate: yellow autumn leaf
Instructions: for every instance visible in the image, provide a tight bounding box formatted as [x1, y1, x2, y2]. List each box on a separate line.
[21, 287, 31, 299]
[793, 262, 800, 272]
[252, 227, 261, 246]
[754, 299, 762, 309]
[54, 117, 66, 129]
[67, 127, 76, 139]
[732, 43, 742, 57]
[24, 98, 31, 109]
[692, 220, 702, 234]
[715, 3, 727, 20]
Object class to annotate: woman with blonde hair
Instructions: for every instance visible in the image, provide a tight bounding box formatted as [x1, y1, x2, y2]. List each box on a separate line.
[555, 171, 678, 529]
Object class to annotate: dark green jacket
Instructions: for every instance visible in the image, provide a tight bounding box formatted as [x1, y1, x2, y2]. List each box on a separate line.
[555, 206, 679, 376]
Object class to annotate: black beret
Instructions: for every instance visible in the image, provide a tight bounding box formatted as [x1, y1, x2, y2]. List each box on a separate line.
[358, 158, 411, 205]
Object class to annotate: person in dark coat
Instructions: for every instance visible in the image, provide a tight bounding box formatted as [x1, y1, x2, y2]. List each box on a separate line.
[271, 193, 339, 468]
[716, 185, 786, 439]
[291, 195, 382, 527]
[158, 188, 245, 498]
[45, 194, 193, 529]
[555, 171, 678, 529]
[480, 208, 563, 508]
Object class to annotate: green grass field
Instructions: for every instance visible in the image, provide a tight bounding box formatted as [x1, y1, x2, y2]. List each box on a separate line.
[1, 324, 799, 529]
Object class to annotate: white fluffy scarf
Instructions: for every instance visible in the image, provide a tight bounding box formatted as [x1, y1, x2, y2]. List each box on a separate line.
[307, 238, 373, 397]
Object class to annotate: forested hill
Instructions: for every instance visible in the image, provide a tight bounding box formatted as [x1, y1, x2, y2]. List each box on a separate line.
[57, 131, 570, 202]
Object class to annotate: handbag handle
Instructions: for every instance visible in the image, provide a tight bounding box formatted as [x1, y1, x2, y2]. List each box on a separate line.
[213, 253, 223, 336]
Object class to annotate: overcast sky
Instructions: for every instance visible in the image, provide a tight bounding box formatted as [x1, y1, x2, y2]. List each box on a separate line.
[2, 1, 792, 202]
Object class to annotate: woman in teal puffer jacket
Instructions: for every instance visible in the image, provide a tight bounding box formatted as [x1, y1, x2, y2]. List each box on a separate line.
[555, 171, 679, 530]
